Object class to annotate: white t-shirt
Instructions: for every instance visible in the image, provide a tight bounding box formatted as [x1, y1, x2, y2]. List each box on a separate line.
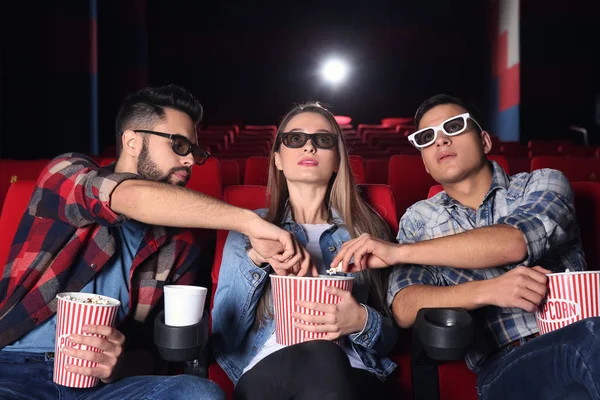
[243, 223, 369, 374]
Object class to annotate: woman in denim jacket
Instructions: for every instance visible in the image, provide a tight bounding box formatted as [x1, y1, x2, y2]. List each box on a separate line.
[212, 102, 398, 399]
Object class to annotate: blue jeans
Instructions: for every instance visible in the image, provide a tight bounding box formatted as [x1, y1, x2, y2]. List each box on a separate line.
[0, 351, 225, 400]
[475, 317, 600, 400]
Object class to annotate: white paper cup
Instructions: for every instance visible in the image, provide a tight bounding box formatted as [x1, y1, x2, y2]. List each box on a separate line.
[53, 293, 120, 388]
[536, 271, 600, 334]
[164, 285, 207, 327]
[270, 275, 354, 345]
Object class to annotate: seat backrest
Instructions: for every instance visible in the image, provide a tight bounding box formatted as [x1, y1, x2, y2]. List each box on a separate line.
[388, 155, 437, 219]
[0, 180, 36, 270]
[487, 154, 510, 174]
[210, 185, 269, 309]
[244, 156, 270, 186]
[428, 184, 444, 199]
[243, 125, 277, 135]
[219, 159, 241, 188]
[99, 157, 116, 167]
[381, 117, 413, 127]
[358, 184, 398, 235]
[206, 125, 240, 135]
[504, 156, 530, 174]
[531, 156, 600, 182]
[356, 124, 385, 138]
[348, 155, 365, 184]
[365, 159, 390, 184]
[0, 159, 49, 211]
[186, 157, 223, 199]
[572, 182, 600, 270]
[500, 142, 528, 157]
[334, 115, 352, 125]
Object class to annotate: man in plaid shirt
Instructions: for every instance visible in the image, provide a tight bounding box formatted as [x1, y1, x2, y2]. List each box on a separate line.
[0, 85, 305, 400]
[332, 95, 600, 399]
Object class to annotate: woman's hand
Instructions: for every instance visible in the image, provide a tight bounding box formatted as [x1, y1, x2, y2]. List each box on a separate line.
[249, 245, 318, 277]
[291, 286, 367, 340]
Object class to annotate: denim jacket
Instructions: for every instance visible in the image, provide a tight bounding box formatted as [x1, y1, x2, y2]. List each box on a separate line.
[212, 209, 398, 385]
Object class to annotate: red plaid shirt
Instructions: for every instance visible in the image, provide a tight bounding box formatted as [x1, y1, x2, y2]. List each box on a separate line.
[0, 153, 201, 348]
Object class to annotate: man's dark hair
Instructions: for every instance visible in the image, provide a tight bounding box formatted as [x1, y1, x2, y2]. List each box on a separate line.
[414, 94, 482, 132]
[115, 84, 203, 155]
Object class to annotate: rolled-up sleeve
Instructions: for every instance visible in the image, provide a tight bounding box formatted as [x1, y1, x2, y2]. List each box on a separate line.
[497, 169, 576, 266]
[31, 153, 140, 227]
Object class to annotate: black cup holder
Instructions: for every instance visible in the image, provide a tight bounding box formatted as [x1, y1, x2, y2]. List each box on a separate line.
[416, 308, 473, 361]
[411, 308, 474, 400]
[154, 310, 209, 363]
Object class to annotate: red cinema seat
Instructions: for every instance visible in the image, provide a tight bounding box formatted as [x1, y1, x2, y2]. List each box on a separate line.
[99, 157, 116, 167]
[206, 125, 240, 135]
[244, 125, 277, 135]
[388, 155, 437, 219]
[487, 155, 510, 174]
[210, 186, 270, 309]
[349, 155, 365, 184]
[527, 140, 574, 158]
[0, 159, 49, 211]
[186, 157, 223, 199]
[428, 185, 444, 199]
[572, 182, 600, 270]
[365, 159, 390, 184]
[0, 180, 36, 271]
[219, 159, 241, 188]
[209, 185, 269, 399]
[381, 117, 413, 127]
[505, 156, 530, 174]
[334, 115, 352, 125]
[500, 142, 528, 158]
[531, 156, 600, 182]
[355, 124, 387, 139]
[358, 184, 398, 235]
[244, 157, 270, 186]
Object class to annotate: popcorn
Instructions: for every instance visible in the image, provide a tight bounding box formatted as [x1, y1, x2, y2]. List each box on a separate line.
[62, 295, 111, 305]
[326, 261, 344, 275]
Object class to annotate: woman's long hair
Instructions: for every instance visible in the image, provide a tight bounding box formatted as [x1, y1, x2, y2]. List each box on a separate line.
[255, 102, 393, 326]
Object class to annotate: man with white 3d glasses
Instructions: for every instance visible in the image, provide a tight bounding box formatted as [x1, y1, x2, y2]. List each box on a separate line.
[332, 94, 600, 399]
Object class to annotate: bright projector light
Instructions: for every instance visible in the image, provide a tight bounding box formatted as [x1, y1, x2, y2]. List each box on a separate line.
[321, 59, 348, 84]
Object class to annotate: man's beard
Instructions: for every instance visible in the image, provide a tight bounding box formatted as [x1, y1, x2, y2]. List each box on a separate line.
[137, 140, 190, 187]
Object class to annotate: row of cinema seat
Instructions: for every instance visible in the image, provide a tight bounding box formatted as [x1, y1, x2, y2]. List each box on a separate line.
[2, 175, 600, 399]
[2, 154, 600, 216]
[95, 119, 597, 161]
[192, 125, 599, 160]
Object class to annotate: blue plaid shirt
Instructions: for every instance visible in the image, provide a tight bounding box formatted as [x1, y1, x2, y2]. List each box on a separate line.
[388, 162, 586, 370]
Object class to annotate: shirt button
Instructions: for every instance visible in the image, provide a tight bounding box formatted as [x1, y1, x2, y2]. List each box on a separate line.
[252, 273, 260, 281]
[328, 246, 336, 252]
[32, 318, 38, 323]
[90, 263, 97, 269]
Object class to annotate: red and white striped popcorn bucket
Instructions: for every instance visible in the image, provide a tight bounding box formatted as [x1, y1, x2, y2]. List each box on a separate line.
[536, 271, 600, 335]
[270, 274, 354, 345]
[53, 293, 120, 388]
